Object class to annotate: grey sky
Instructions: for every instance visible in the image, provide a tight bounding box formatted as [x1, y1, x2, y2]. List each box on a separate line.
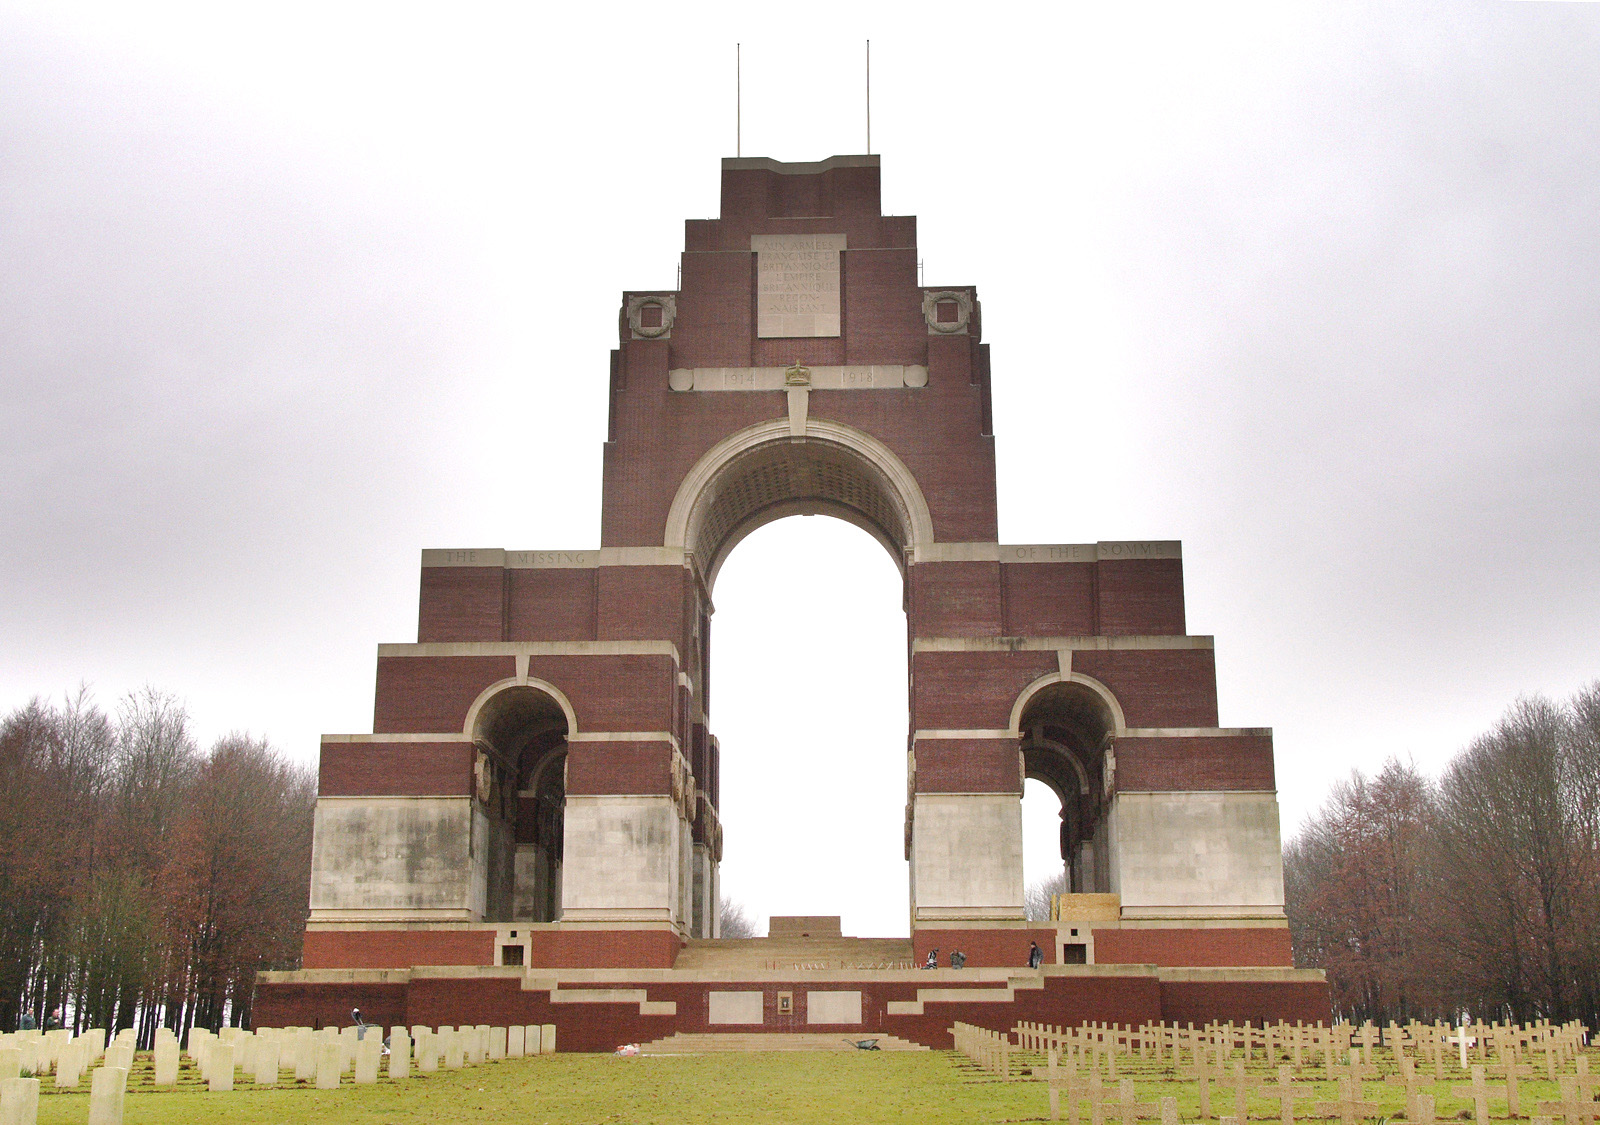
[3, 2, 1596, 936]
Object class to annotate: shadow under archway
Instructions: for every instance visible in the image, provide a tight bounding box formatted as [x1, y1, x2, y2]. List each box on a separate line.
[1018, 682, 1116, 895]
[471, 685, 568, 922]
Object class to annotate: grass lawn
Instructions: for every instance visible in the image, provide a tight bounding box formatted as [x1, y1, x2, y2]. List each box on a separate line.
[29, 1047, 1599, 1124]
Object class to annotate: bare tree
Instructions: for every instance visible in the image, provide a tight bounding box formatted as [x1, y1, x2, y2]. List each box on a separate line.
[1286, 682, 1600, 1027]
[0, 686, 317, 1039]
[718, 897, 759, 939]
[1025, 870, 1068, 922]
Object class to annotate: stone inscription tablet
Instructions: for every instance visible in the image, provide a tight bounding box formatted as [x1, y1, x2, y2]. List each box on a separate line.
[752, 233, 846, 338]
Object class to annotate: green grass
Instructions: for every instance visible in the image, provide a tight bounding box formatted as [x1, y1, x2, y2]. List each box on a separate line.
[29, 1047, 1599, 1124]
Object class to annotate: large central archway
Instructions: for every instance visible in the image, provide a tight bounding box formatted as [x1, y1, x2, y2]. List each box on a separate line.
[665, 420, 935, 589]
[710, 514, 910, 936]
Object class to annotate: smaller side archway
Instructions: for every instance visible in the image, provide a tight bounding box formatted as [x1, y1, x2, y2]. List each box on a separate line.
[469, 685, 570, 922]
[1015, 678, 1119, 895]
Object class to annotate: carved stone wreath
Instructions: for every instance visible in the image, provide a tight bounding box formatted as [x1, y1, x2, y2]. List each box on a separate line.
[921, 289, 974, 335]
[627, 294, 677, 339]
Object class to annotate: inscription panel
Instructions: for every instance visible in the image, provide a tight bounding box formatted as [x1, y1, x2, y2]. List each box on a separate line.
[752, 233, 846, 338]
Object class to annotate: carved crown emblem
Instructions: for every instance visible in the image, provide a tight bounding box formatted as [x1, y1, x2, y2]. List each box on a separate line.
[785, 361, 811, 386]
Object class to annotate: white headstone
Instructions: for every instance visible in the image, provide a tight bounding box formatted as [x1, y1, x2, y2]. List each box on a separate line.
[524, 1025, 540, 1056]
[0, 1076, 40, 1125]
[388, 1032, 410, 1080]
[294, 1028, 316, 1082]
[255, 1039, 280, 1086]
[540, 1024, 556, 1054]
[488, 1027, 506, 1060]
[0, 1052, 17, 1082]
[353, 1038, 380, 1085]
[152, 1038, 179, 1087]
[444, 1031, 464, 1070]
[207, 1042, 234, 1092]
[315, 1041, 341, 1090]
[53, 1042, 82, 1089]
[506, 1026, 525, 1058]
[87, 1067, 126, 1125]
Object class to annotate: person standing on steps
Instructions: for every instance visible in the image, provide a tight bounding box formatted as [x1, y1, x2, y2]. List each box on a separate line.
[1028, 941, 1044, 969]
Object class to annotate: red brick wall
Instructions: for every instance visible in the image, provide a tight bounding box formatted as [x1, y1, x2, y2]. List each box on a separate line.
[597, 566, 686, 642]
[1159, 980, 1331, 1026]
[319, 741, 473, 797]
[1072, 649, 1219, 728]
[252, 981, 408, 1032]
[912, 927, 1059, 968]
[257, 968, 1321, 1051]
[913, 738, 1021, 794]
[528, 928, 681, 969]
[507, 568, 596, 641]
[910, 561, 1002, 637]
[911, 650, 1057, 730]
[418, 568, 504, 642]
[523, 654, 676, 732]
[1114, 735, 1275, 791]
[373, 656, 516, 734]
[301, 928, 495, 970]
[1097, 559, 1186, 636]
[565, 740, 673, 796]
[1093, 927, 1295, 968]
[1002, 562, 1097, 636]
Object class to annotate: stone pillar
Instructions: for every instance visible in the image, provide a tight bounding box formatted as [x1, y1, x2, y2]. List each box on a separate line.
[560, 795, 684, 924]
[1104, 791, 1287, 921]
[310, 796, 485, 921]
[909, 793, 1025, 921]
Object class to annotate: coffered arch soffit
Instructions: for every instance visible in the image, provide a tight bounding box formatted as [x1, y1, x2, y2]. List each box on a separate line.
[664, 419, 936, 590]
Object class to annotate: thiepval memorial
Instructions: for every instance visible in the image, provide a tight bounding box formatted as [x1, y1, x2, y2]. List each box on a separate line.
[257, 156, 1330, 1047]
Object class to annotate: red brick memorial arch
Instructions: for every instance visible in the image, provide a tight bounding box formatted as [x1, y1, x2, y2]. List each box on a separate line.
[259, 155, 1329, 1042]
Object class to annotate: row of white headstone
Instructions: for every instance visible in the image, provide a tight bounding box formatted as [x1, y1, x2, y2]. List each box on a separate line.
[195, 1023, 558, 1091]
[0, 1021, 555, 1125]
[1, 1027, 115, 1085]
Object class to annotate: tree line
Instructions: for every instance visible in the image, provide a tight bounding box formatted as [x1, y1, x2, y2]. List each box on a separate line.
[0, 687, 315, 1042]
[1284, 681, 1600, 1027]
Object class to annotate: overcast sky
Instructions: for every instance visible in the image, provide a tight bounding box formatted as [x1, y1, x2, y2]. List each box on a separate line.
[3, 2, 1597, 938]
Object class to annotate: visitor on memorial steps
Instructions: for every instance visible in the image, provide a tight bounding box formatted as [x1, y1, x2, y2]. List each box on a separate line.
[950, 951, 967, 969]
[922, 947, 939, 969]
[1028, 941, 1044, 969]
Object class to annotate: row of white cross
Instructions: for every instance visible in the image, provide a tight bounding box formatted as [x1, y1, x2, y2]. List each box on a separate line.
[956, 1018, 1598, 1124]
[1010, 1019, 1589, 1079]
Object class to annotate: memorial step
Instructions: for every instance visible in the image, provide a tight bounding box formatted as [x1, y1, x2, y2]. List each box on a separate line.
[672, 937, 916, 972]
[638, 1032, 930, 1054]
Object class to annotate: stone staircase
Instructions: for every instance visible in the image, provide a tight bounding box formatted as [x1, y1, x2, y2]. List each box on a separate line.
[639, 1032, 930, 1054]
[672, 937, 917, 972]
